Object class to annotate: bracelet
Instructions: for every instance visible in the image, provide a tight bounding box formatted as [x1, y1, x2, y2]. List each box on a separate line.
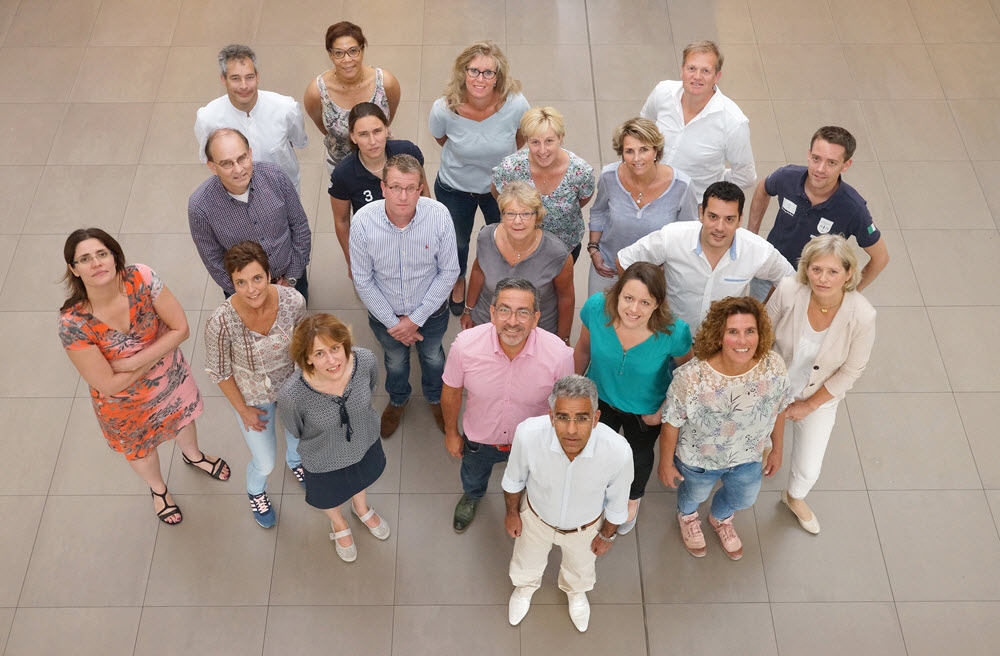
[463, 305, 472, 315]
[586, 243, 600, 253]
[597, 531, 616, 543]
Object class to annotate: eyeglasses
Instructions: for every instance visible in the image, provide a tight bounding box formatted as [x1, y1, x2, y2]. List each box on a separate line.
[385, 184, 420, 197]
[216, 153, 250, 170]
[501, 210, 537, 222]
[494, 306, 534, 321]
[73, 250, 113, 267]
[466, 67, 497, 80]
[332, 47, 362, 60]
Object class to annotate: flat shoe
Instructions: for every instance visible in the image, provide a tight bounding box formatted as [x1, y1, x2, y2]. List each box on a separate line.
[617, 498, 641, 535]
[353, 505, 391, 540]
[330, 527, 357, 562]
[449, 296, 465, 316]
[781, 491, 820, 534]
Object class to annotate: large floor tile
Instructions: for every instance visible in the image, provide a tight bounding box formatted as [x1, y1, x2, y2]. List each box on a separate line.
[972, 160, 1000, 227]
[163, 396, 255, 496]
[0, 398, 71, 495]
[897, 602, 1000, 655]
[2, 0, 101, 46]
[928, 44, 1000, 99]
[760, 44, 856, 100]
[0, 234, 79, 310]
[4, 607, 141, 656]
[253, 0, 338, 46]
[839, 161, 898, 230]
[48, 103, 153, 165]
[89, 0, 182, 46]
[645, 602, 778, 656]
[0, 47, 85, 103]
[508, 45, 594, 101]
[70, 46, 169, 103]
[772, 602, 906, 656]
[121, 164, 209, 233]
[341, 0, 422, 46]
[668, 0, 758, 46]
[829, 0, 923, 43]
[905, 230, 1000, 306]
[756, 491, 893, 601]
[587, 0, 673, 45]
[269, 493, 397, 605]
[249, 45, 328, 105]
[263, 605, 394, 655]
[848, 307, 950, 393]
[0, 104, 67, 165]
[955, 394, 1000, 489]
[882, 161, 994, 230]
[400, 404, 477, 493]
[592, 44, 676, 102]
[0, 608, 11, 654]
[506, 0, 588, 44]
[156, 47, 224, 103]
[739, 99, 785, 162]
[19, 495, 158, 606]
[529, 528, 642, 605]
[850, 393, 982, 490]
[22, 165, 135, 235]
[595, 100, 643, 164]
[133, 606, 267, 655]
[0, 496, 45, 606]
[748, 0, 837, 43]
[637, 492, 768, 603]
[395, 493, 512, 604]
[140, 102, 205, 166]
[392, 605, 519, 655]
[845, 44, 943, 100]
[927, 306, 1000, 392]
[421, 0, 506, 44]
[118, 233, 209, 310]
[519, 603, 647, 655]
[850, 230, 924, 307]
[949, 99, 1000, 161]
[0, 311, 81, 397]
[0, 166, 42, 234]
[908, 0, 1000, 43]
[714, 43, 769, 101]
[870, 490, 1000, 601]
[144, 493, 280, 606]
[171, 0, 262, 46]
[862, 100, 968, 161]
[772, 100, 875, 162]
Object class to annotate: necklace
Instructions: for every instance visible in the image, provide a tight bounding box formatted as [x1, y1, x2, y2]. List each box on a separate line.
[503, 228, 541, 261]
[627, 168, 655, 207]
[811, 293, 842, 314]
[360, 156, 386, 175]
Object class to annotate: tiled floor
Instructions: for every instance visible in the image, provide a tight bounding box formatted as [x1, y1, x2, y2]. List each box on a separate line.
[1, 0, 998, 654]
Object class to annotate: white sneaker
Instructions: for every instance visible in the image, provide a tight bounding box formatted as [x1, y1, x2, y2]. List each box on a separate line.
[508, 587, 533, 625]
[567, 591, 590, 632]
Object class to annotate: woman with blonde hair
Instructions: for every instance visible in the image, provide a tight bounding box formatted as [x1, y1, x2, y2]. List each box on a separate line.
[767, 234, 876, 534]
[492, 106, 595, 261]
[429, 40, 530, 314]
[460, 181, 574, 341]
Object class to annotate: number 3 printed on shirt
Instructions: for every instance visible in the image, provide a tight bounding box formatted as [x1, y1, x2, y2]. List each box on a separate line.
[363, 190, 374, 203]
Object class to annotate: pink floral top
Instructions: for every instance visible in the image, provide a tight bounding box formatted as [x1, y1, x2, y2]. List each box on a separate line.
[492, 148, 595, 250]
[663, 351, 790, 469]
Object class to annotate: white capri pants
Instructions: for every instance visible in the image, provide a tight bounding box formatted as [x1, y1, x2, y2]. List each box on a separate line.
[587, 264, 617, 298]
[786, 398, 840, 499]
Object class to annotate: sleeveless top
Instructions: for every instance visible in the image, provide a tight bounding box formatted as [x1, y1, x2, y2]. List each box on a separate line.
[316, 67, 390, 169]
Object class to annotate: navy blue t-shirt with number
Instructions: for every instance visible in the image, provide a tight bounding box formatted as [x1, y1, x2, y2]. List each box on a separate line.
[763, 165, 881, 266]
[328, 139, 424, 214]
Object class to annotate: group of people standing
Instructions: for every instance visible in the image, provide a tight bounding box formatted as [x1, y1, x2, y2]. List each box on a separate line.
[56, 24, 887, 634]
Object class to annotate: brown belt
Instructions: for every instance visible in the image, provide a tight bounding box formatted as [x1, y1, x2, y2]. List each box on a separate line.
[526, 496, 602, 535]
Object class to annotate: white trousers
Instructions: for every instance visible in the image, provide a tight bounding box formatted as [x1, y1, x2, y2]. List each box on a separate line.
[786, 398, 840, 499]
[509, 500, 602, 594]
[587, 263, 617, 298]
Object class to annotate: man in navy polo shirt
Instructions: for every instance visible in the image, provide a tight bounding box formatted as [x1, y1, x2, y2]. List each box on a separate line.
[746, 126, 889, 299]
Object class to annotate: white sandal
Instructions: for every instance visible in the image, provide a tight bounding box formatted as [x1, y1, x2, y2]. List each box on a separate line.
[353, 505, 391, 540]
[330, 527, 357, 562]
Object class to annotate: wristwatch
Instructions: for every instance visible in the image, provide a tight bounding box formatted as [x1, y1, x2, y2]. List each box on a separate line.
[286, 277, 298, 286]
[597, 531, 616, 543]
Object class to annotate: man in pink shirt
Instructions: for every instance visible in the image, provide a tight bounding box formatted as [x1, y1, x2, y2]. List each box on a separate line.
[442, 277, 574, 532]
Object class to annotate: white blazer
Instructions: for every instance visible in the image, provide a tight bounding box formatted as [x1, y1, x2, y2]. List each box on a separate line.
[766, 277, 876, 401]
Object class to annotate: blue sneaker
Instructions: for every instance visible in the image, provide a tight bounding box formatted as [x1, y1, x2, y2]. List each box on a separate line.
[249, 492, 276, 528]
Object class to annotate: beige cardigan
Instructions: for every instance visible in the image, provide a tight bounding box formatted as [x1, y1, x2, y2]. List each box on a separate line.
[766, 277, 876, 401]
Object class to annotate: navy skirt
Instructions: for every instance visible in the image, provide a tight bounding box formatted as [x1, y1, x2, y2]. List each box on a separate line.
[303, 439, 386, 510]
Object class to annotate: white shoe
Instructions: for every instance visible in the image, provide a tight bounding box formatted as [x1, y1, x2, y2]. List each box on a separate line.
[567, 591, 590, 632]
[508, 587, 533, 625]
[781, 491, 821, 534]
[353, 505, 391, 540]
[617, 498, 641, 535]
[330, 527, 357, 562]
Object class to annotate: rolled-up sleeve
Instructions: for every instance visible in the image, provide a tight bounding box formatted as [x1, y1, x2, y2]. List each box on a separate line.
[603, 449, 633, 525]
[501, 423, 530, 494]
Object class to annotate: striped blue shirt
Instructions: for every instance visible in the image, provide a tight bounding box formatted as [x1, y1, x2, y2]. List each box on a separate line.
[349, 197, 459, 327]
[188, 161, 312, 294]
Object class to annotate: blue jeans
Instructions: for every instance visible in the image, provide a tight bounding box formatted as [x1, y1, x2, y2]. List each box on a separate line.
[233, 401, 302, 496]
[434, 175, 501, 276]
[675, 456, 762, 520]
[368, 303, 449, 405]
[460, 435, 510, 499]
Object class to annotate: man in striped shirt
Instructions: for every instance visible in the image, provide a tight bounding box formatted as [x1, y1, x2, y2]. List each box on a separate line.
[349, 154, 460, 438]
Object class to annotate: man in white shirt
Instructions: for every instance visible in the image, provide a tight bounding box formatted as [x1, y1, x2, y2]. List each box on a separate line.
[640, 40, 756, 198]
[195, 44, 308, 192]
[617, 182, 794, 334]
[502, 375, 633, 633]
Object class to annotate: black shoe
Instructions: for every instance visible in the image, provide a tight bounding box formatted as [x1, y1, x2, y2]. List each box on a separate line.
[453, 494, 480, 532]
[449, 296, 465, 316]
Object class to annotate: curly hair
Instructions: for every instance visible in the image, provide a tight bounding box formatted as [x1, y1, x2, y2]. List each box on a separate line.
[603, 262, 676, 335]
[693, 296, 774, 361]
[442, 41, 521, 111]
[289, 313, 353, 375]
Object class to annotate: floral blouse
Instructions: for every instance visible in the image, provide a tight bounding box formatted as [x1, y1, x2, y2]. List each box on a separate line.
[663, 351, 791, 470]
[492, 148, 595, 250]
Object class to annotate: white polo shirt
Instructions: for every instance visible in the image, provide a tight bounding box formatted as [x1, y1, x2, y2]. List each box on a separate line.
[502, 415, 633, 528]
[640, 80, 756, 198]
[195, 90, 308, 191]
[617, 222, 794, 334]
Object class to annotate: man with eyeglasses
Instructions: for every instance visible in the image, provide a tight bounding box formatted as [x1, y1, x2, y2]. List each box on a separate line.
[441, 277, 573, 533]
[189, 128, 312, 300]
[195, 44, 308, 192]
[640, 40, 756, 198]
[502, 375, 632, 632]
[349, 154, 460, 438]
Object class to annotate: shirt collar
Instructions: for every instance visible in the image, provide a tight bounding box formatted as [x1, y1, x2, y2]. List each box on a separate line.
[693, 226, 739, 261]
[490, 326, 538, 360]
[546, 423, 599, 460]
[796, 169, 845, 208]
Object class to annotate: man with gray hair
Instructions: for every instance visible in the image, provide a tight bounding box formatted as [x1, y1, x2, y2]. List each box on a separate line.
[502, 375, 633, 632]
[195, 44, 308, 191]
[441, 277, 574, 533]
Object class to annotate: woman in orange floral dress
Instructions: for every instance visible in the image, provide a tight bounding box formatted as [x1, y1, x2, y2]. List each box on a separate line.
[58, 228, 230, 524]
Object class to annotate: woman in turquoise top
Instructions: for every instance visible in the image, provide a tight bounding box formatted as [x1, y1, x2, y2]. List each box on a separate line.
[573, 262, 693, 535]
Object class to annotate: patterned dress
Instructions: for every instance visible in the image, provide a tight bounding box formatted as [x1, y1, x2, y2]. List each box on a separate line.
[58, 264, 203, 460]
[492, 148, 596, 251]
[316, 67, 390, 170]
